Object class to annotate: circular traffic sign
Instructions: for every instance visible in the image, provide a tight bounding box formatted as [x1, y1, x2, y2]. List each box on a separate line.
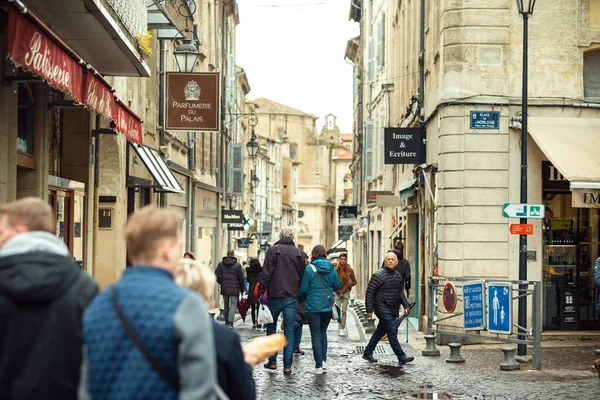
[443, 283, 457, 313]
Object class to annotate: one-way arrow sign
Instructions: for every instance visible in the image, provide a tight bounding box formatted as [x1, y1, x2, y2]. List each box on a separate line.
[502, 203, 545, 219]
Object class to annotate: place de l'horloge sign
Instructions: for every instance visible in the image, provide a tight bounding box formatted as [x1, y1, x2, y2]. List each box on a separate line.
[165, 72, 220, 132]
[384, 127, 421, 164]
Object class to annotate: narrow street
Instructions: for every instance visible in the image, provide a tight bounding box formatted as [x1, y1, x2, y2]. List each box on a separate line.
[234, 310, 600, 400]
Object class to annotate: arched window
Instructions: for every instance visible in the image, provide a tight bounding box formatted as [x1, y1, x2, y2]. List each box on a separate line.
[17, 83, 35, 154]
[583, 52, 600, 98]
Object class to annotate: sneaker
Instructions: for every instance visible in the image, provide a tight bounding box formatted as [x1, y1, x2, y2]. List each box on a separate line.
[398, 355, 415, 364]
[283, 368, 293, 375]
[362, 353, 378, 363]
[314, 367, 324, 375]
[322, 361, 327, 370]
[339, 329, 347, 337]
[293, 346, 305, 355]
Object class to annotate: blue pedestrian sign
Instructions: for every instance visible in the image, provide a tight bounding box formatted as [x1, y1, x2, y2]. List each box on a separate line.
[463, 280, 485, 330]
[487, 282, 512, 335]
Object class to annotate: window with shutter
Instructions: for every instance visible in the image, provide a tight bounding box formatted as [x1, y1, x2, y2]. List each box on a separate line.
[364, 121, 373, 180]
[231, 143, 244, 195]
[367, 36, 373, 82]
[381, 13, 385, 68]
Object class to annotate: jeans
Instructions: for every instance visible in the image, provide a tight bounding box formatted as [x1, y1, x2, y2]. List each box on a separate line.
[266, 297, 298, 368]
[364, 313, 406, 360]
[293, 321, 303, 348]
[223, 295, 237, 324]
[334, 292, 350, 330]
[307, 311, 331, 368]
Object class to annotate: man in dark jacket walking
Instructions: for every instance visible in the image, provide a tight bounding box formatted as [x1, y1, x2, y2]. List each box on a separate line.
[216, 249, 244, 327]
[363, 252, 414, 365]
[0, 197, 98, 400]
[381, 240, 411, 298]
[258, 226, 306, 375]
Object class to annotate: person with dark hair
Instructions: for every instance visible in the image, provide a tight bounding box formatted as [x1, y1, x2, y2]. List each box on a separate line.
[215, 249, 244, 328]
[259, 226, 306, 375]
[299, 244, 342, 374]
[183, 251, 196, 260]
[246, 258, 263, 329]
[334, 253, 357, 336]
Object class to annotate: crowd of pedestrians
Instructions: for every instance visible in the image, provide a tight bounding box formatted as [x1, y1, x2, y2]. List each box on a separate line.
[0, 197, 416, 399]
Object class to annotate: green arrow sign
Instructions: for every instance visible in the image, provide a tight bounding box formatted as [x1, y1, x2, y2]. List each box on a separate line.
[502, 203, 545, 219]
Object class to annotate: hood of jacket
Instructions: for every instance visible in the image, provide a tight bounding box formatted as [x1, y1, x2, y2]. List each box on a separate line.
[311, 257, 335, 275]
[221, 256, 238, 266]
[273, 238, 295, 246]
[0, 232, 80, 304]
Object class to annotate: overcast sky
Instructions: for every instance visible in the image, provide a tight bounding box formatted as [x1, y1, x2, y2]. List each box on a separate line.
[236, 0, 359, 133]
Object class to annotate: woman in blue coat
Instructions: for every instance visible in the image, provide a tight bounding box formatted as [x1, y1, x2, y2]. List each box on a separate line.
[298, 245, 342, 374]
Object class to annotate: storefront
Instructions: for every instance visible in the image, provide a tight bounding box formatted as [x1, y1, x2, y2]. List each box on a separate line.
[530, 117, 600, 331]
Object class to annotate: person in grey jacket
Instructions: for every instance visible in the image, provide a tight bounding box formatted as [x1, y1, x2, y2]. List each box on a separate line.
[79, 206, 217, 400]
[0, 197, 98, 400]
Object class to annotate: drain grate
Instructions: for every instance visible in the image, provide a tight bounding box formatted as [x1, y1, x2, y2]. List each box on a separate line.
[355, 344, 391, 355]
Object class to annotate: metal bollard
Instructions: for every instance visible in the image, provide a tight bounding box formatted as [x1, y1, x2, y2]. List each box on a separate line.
[446, 343, 465, 363]
[422, 335, 440, 356]
[364, 318, 376, 334]
[595, 349, 600, 356]
[500, 347, 521, 371]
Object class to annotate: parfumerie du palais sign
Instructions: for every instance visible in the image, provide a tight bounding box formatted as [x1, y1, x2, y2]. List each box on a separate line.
[384, 127, 421, 164]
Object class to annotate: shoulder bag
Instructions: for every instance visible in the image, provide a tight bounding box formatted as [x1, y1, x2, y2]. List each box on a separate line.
[309, 264, 342, 322]
[109, 286, 229, 400]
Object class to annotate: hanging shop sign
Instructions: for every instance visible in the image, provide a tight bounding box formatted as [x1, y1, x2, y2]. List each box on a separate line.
[165, 72, 220, 131]
[221, 210, 244, 224]
[384, 127, 421, 164]
[6, 7, 84, 104]
[338, 225, 353, 241]
[572, 189, 600, 209]
[338, 206, 357, 226]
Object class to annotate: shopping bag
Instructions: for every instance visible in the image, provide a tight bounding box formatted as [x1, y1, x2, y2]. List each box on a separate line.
[257, 304, 274, 325]
[331, 303, 342, 323]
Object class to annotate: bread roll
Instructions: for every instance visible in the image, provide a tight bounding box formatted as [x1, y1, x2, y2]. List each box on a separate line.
[242, 333, 287, 367]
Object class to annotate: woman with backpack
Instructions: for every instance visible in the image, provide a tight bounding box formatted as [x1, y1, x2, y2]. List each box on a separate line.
[298, 245, 342, 374]
[246, 258, 263, 330]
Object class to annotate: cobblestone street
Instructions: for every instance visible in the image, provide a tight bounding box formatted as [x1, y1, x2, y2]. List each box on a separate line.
[234, 310, 600, 400]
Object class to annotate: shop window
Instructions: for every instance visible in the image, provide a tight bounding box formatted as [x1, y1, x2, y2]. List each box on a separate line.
[583, 52, 600, 98]
[17, 83, 34, 155]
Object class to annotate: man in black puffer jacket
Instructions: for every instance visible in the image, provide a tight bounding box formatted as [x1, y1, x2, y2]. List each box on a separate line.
[363, 252, 414, 365]
[216, 249, 244, 327]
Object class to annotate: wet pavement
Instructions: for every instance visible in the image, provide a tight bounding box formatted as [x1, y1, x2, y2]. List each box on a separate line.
[233, 309, 600, 399]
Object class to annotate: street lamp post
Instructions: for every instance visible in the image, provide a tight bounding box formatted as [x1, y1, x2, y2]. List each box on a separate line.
[516, 0, 536, 357]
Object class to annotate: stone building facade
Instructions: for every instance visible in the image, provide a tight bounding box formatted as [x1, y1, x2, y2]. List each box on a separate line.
[347, 0, 600, 332]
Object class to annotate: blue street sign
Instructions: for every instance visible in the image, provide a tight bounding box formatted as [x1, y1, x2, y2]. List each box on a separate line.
[470, 111, 500, 130]
[487, 282, 512, 335]
[463, 280, 485, 330]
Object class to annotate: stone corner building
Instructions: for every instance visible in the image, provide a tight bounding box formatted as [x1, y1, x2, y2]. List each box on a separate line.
[346, 0, 600, 334]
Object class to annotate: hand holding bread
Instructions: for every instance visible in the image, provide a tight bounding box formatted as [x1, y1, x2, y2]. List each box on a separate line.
[242, 333, 286, 367]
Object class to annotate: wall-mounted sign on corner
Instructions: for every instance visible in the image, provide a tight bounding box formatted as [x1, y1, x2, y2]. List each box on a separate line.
[384, 127, 421, 164]
[165, 72, 220, 132]
[470, 111, 499, 130]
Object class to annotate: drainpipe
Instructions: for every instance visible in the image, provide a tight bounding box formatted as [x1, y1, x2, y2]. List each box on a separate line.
[92, 114, 101, 278]
[158, 39, 167, 207]
[418, 0, 426, 162]
[188, 132, 196, 252]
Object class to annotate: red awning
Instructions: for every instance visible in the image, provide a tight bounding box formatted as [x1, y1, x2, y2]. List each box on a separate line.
[113, 102, 143, 145]
[83, 71, 115, 122]
[5, 5, 143, 145]
[6, 7, 84, 104]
